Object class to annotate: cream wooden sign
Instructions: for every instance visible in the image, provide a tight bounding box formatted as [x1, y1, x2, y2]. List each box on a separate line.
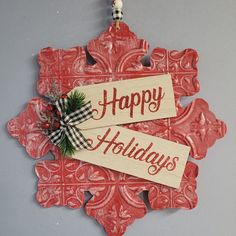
[71, 74, 176, 130]
[72, 126, 190, 188]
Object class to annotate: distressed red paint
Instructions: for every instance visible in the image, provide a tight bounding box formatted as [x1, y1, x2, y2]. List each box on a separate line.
[7, 22, 226, 236]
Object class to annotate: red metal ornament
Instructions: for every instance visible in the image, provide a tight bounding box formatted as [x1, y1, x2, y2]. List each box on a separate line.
[7, 22, 226, 235]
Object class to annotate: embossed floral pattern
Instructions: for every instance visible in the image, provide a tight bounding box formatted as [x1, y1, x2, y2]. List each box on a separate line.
[7, 98, 54, 159]
[35, 155, 198, 235]
[8, 22, 226, 235]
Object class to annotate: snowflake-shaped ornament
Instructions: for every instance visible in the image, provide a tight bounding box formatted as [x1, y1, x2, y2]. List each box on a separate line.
[7, 22, 226, 236]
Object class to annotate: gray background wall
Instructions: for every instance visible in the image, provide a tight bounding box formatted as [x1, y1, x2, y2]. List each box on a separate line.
[0, 0, 236, 235]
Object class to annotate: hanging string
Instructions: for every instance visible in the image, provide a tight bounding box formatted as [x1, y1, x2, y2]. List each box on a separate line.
[112, 0, 123, 30]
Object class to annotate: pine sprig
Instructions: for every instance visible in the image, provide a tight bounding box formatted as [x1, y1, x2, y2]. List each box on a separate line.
[58, 91, 86, 156]
[66, 91, 86, 114]
[58, 134, 75, 156]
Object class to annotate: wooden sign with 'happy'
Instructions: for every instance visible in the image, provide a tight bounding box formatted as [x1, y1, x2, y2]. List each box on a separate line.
[72, 74, 176, 130]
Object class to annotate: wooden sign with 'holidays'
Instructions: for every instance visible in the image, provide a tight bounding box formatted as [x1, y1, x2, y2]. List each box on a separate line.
[72, 126, 190, 188]
[72, 74, 176, 130]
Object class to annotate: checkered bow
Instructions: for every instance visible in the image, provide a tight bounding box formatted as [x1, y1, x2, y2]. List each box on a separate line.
[48, 97, 93, 150]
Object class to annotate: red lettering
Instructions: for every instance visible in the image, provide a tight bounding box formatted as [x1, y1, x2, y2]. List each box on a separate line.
[93, 87, 165, 120]
[166, 156, 179, 171]
[119, 95, 130, 110]
[131, 143, 154, 160]
[141, 90, 151, 115]
[88, 128, 179, 177]
[148, 87, 165, 112]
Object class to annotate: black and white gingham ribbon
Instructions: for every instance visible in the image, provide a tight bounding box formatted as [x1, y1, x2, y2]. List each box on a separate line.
[48, 98, 93, 150]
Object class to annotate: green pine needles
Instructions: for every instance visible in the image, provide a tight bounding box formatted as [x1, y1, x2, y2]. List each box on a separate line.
[64, 91, 86, 115]
[58, 91, 86, 156]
